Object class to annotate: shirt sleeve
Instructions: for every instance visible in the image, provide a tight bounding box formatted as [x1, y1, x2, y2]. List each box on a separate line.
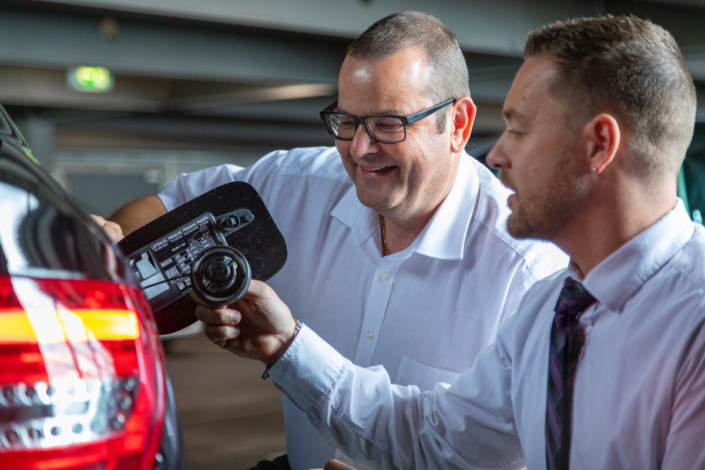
[501, 250, 567, 326]
[158, 149, 291, 211]
[269, 322, 525, 470]
[661, 316, 705, 469]
[498, 264, 535, 326]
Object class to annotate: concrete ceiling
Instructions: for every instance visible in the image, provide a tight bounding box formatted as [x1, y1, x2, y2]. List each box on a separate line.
[1, 0, 704, 157]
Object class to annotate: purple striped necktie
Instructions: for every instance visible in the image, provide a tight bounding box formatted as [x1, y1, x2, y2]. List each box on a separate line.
[545, 277, 596, 470]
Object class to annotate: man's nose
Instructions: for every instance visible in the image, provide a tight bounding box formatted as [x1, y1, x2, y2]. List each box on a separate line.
[486, 136, 509, 170]
[350, 123, 379, 157]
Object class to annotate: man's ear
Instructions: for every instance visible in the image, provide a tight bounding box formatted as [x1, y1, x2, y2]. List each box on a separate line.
[585, 113, 620, 174]
[450, 97, 476, 153]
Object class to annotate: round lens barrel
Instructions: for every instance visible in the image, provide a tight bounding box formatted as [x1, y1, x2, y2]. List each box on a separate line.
[191, 246, 251, 306]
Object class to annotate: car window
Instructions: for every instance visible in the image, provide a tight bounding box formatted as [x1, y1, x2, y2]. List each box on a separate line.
[0, 157, 113, 280]
[0, 107, 13, 136]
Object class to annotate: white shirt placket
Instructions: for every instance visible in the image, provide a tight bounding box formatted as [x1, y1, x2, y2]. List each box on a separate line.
[353, 257, 400, 367]
[335, 256, 401, 469]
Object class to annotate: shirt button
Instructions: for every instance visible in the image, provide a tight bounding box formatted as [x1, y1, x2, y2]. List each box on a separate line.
[380, 271, 390, 280]
[340, 455, 349, 463]
[366, 331, 374, 340]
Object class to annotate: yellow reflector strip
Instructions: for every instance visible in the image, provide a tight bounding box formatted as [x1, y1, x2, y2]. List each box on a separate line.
[0, 309, 140, 343]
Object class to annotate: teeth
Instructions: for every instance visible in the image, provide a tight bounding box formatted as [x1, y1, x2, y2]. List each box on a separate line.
[363, 166, 391, 172]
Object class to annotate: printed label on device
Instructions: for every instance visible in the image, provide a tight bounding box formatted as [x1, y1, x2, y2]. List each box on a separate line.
[126, 213, 226, 311]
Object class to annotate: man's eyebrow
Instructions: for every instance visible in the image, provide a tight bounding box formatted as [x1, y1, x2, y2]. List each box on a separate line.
[335, 107, 405, 116]
[502, 108, 527, 123]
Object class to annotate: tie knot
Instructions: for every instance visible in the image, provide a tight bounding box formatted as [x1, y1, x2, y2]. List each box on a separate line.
[554, 277, 596, 318]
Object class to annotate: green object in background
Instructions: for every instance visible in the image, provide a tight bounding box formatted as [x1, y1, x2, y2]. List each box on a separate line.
[22, 147, 38, 164]
[678, 166, 691, 216]
[67, 66, 114, 93]
[682, 122, 705, 224]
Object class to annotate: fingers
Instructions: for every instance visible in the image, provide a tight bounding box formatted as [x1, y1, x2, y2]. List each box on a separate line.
[196, 304, 240, 349]
[323, 460, 357, 470]
[204, 323, 239, 347]
[196, 304, 242, 349]
[91, 215, 125, 242]
[195, 304, 240, 326]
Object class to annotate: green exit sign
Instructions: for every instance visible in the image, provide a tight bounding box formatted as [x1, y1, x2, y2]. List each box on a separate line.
[67, 66, 114, 92]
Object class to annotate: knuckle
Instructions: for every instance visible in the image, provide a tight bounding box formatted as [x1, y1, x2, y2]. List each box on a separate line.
[205, 324, 237, 342]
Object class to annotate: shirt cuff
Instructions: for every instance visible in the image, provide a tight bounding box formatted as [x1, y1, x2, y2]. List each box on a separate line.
[268, 324, 346, 410]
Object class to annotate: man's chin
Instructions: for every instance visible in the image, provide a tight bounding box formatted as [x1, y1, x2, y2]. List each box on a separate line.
[355, 191, 394, 213]
[354, 183, 400, 207]
[506, 213, 545, 241]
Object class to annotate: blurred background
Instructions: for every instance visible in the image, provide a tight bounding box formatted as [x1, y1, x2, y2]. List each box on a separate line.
[2, 0, 704, 468]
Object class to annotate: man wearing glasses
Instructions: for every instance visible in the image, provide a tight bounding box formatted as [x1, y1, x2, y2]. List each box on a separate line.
[196, 15, 705, 470]
[104, 11, 567, 470]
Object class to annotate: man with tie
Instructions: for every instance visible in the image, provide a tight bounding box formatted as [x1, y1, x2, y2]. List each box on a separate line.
[100, 12, 568, 470]
[195, 15, 705, 470]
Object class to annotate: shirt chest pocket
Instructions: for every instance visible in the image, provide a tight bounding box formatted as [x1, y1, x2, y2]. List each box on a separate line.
[394, 355, 463, 393]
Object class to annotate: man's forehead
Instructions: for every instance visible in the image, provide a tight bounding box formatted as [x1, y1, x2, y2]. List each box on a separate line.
[338, 49, 434, 114]
[503, 58, 558, 121]
[350, 66, 372, 82]
[340, 47, 430, 83]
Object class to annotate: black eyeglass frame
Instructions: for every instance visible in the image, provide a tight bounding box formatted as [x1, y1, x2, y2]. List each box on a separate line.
[319, 97, 457, 144]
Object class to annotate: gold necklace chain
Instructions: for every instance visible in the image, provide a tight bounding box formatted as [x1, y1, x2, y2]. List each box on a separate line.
[379, 214, 389, 257]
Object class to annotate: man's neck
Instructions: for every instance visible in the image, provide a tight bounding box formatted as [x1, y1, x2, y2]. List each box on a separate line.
[380, 154, 461, 255]
[382, 210, 438, 254]
[556, 179, 677, 276]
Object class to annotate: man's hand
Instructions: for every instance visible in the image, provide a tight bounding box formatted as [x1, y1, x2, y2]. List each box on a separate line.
[194, 280, 297, 366]
[322, 460, 358, 470]
[91, 215, 124, 243]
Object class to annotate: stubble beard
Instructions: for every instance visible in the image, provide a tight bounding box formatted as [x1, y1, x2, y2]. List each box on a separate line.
[506, 152, 589, 241]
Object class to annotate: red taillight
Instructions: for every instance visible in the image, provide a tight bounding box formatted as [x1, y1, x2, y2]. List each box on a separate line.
[0, 276, 166, 470]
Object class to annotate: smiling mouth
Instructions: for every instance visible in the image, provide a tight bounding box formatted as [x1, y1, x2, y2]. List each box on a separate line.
[361, 165, 396, 173]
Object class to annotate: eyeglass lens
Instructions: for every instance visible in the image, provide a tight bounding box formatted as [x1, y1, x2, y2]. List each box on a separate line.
[328, 115, 406, 142]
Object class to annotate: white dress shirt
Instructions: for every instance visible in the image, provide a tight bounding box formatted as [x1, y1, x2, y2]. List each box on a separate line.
[269, 200, 705, 470]
[159, 147, 568, 470]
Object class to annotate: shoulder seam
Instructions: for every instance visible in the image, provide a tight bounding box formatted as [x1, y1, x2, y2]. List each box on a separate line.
[659, 259, 705, 296]
[470, 212, 540, 280]
[278, 147, 351, 184]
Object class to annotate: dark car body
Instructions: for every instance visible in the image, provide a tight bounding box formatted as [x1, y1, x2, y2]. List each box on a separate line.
[0, 104, 185, 469]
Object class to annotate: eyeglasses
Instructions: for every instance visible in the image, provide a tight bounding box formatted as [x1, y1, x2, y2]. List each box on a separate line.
[319, 98, 456, 144]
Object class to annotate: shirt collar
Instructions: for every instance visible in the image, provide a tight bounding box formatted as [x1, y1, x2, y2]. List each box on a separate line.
[329, 151, 479, 260]
[581, 199, 694, 312]
[330, 186, 376, 246]
[413, 152, 478, 260]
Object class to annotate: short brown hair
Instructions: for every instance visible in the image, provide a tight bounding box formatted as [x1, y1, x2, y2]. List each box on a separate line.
[525, 16, 696, 177]
[347, 11, 470, 133]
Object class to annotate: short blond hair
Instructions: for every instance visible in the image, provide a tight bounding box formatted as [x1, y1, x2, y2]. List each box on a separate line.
[526, 16, 697, 177]
[347, 11, 469, 133]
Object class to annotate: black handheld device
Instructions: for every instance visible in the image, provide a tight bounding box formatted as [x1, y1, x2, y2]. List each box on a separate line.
[117, 182, 287, 334]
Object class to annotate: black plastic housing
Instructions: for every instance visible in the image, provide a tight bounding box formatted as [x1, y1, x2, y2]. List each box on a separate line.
[118, 182, 288, 334]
